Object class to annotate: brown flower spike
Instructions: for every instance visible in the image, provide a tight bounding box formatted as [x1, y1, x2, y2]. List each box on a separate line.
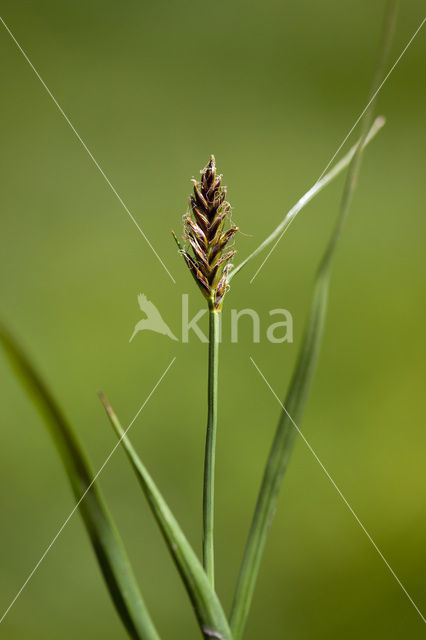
[175, 155, 238, 311]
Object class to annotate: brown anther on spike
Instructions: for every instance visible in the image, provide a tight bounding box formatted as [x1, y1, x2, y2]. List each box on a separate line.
[219, 227, 238, 251]
[185, 216, 208, 250]
[191, 200, 210, 233]
[192, 181, 208, 211]
[214, 264, 232, 309]
[179, 156, 238, 310]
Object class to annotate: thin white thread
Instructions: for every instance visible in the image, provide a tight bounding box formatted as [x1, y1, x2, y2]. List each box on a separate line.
[317, 16, 426, 183]
[250, 16, 426, 283]
[250, 356, 426, 625]
[0, 16, 176, 284]
[0, 357, 176, 624]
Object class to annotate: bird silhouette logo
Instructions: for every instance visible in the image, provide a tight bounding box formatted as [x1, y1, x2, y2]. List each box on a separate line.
[129, 294, 178, 343]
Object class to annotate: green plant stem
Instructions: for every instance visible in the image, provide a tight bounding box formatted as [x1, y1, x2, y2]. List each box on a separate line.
[203, 305, 220, 588]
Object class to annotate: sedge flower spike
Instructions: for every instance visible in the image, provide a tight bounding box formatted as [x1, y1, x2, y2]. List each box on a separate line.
[174, 155, 238, 311]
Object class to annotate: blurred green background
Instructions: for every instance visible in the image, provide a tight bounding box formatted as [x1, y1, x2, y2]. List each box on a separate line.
[1, 1, 425, 638]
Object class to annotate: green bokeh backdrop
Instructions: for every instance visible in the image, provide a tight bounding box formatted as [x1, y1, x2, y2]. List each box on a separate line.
[0, 1, 425, 638]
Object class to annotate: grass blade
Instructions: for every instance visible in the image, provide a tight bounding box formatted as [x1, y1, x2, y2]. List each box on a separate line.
[230, 268, 329, 640]
[99, 392, 233, 640]
[0, 322, 161, 640]
[230, 3, 398, 638]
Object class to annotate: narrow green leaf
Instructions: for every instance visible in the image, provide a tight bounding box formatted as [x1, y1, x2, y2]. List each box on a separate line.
[230, 3, 398, 638]
[99, 392, 233, 640]
[230, 269, 329, 640]
[0, 322, 161, 640]
[228, 117, 385, 282]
